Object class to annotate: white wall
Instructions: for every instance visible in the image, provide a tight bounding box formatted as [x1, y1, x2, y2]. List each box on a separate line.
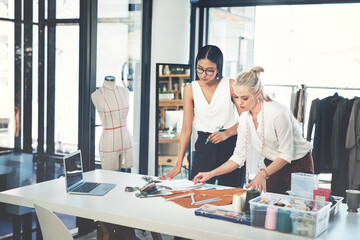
[148, 0, 190, 175]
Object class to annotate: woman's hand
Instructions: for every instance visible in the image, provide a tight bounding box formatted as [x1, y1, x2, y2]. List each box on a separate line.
[245, 171, 267, 192]
[193, 171, 213, 184]
[206, 131, 230, 144]
[158, 165, 182, 180]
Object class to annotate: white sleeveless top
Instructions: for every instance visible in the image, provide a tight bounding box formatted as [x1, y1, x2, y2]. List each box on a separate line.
[192, 78, 238, 133]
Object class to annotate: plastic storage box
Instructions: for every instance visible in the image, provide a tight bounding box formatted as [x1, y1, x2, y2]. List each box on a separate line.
[329, 196, 344, 219]
[287, 191, 343, 220]
[249, 192, 331, 238]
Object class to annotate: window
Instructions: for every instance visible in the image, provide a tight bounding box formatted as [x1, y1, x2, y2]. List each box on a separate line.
[54, 26, 79, 154]
[209, 7, 256, 78]
[0, 20, 14, 148]
[56, 0, 79, 19]
[95, 0, 142, 171]
[0, 0, 14, 19]
[209, 3, 360, 131]
[208, 3, 360, 177]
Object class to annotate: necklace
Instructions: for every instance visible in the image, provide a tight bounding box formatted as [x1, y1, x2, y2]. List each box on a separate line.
[245, 101, 264, 185]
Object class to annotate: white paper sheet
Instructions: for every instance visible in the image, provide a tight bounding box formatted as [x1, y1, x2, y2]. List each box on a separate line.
[157, 179, 204, 191]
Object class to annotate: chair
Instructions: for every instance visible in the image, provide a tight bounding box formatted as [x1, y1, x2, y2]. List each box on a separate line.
[34, 203, 74, 240]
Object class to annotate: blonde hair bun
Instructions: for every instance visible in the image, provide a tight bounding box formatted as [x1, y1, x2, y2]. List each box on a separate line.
[250, 66, 264, 76]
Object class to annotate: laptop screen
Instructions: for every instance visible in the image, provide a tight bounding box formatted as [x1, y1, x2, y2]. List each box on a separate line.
[64, 151, 83, 189]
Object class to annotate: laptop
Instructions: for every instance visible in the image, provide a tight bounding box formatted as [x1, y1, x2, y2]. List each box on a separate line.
[63, 150, 116, 196]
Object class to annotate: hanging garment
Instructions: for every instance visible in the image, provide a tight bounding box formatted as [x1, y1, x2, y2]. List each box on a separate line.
[312, 93, 344, 173]
[345, 98, 360, 190]
[331, 98, 354, 170]
[331, 98, 354, 198]
[356, 105, 360, 161]
[306, 98, 320, 141]
[296, 87, 306, 123]
[290, 88, 300, 119]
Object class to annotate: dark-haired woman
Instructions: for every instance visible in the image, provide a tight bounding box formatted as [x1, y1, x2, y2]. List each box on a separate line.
[159, 45, 246, 187]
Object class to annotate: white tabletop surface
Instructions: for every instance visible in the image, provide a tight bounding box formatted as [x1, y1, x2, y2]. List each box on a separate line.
[0, 170, 359, 240]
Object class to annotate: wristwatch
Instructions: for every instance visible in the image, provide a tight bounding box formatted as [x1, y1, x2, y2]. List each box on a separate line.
[260, 168, 270, 179]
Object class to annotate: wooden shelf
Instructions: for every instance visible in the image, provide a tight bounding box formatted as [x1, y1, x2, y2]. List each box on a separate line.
[158, 74, 190, 100]
[159, 137, 180, 144]
[159, 74, 190, 78]
[159, 99, 183, 107]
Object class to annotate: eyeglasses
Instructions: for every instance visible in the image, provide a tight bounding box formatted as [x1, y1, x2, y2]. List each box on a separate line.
[196, 67, 216, 76]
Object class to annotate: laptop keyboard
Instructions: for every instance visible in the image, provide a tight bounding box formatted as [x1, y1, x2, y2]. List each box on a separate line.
[73, 182, 101, 193]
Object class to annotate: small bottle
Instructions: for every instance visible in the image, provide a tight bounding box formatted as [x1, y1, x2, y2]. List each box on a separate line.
[163, 65, 170, 75]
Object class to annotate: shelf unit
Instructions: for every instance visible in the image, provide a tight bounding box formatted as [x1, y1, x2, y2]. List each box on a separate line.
[158, 74, 190, 100]
[157, 73, 191, 177]
[158, 73, 190, 130]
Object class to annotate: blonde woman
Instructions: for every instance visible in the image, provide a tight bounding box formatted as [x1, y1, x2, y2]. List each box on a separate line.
[194, 67, 314, 194]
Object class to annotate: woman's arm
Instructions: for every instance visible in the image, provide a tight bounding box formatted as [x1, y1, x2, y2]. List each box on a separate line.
[159, 84, 194, 180]
[193, 160, 240, 184]
[206, 79, 241, 144]
[246, 157, 288, 192]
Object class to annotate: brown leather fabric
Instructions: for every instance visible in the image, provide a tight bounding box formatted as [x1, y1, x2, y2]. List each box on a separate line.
[162, 188, 247, 208]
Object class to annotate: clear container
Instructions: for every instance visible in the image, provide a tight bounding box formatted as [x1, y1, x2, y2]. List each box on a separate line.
[249, 192, 331, 238]
[287, 191, 343, 219]
[329, 196, 344, 219]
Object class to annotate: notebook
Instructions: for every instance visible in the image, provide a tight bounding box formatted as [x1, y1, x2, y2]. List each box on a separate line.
[63, 150, 116, 196]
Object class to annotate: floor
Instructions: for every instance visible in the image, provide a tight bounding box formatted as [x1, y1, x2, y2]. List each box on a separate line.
[0, 213, 175, 240]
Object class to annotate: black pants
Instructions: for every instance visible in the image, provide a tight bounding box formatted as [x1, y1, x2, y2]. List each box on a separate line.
[189, 131, 246, 188]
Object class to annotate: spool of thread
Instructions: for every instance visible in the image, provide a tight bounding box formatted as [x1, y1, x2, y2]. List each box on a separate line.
[244, 189, 261, 213]
[251, 205, 267, 227]
[277, 208, 292, 233]
[241, 193, 246, 210]
[232, 193, 243, 212]
[264, 207, 278, 230]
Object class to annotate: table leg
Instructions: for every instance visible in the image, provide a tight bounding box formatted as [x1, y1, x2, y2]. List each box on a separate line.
[36, 217, 42, 240]
[12, 215, 21, 240]
[151, 231, 163, 240]
[22, 212, 32, 240]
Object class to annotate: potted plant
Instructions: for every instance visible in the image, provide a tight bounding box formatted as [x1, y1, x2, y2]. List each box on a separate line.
[159, 91, 174, 100]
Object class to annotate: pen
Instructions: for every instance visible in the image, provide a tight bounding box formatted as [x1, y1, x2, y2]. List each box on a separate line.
[205, 126, 224, 144]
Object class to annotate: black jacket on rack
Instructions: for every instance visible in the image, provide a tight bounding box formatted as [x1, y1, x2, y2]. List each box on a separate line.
[312, 93, 344, 174]
[331, 98, 355, 198]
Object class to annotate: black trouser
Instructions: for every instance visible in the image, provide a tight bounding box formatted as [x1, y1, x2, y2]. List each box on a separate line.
[189, 131, 246, 188]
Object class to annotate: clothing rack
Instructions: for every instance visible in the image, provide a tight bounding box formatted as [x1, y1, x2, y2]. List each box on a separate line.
[265, 84, 360, 91]
[264, 84, 360, 137]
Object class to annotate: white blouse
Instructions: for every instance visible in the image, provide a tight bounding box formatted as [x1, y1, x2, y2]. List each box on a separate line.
[192, 78, 238, 133]
[230, 100, 312, 166]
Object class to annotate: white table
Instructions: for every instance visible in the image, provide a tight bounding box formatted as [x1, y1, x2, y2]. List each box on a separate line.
[0, 170, 359, 240]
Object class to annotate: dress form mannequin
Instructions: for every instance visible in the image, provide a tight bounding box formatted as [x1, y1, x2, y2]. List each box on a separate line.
[91, 76, 134, 170]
